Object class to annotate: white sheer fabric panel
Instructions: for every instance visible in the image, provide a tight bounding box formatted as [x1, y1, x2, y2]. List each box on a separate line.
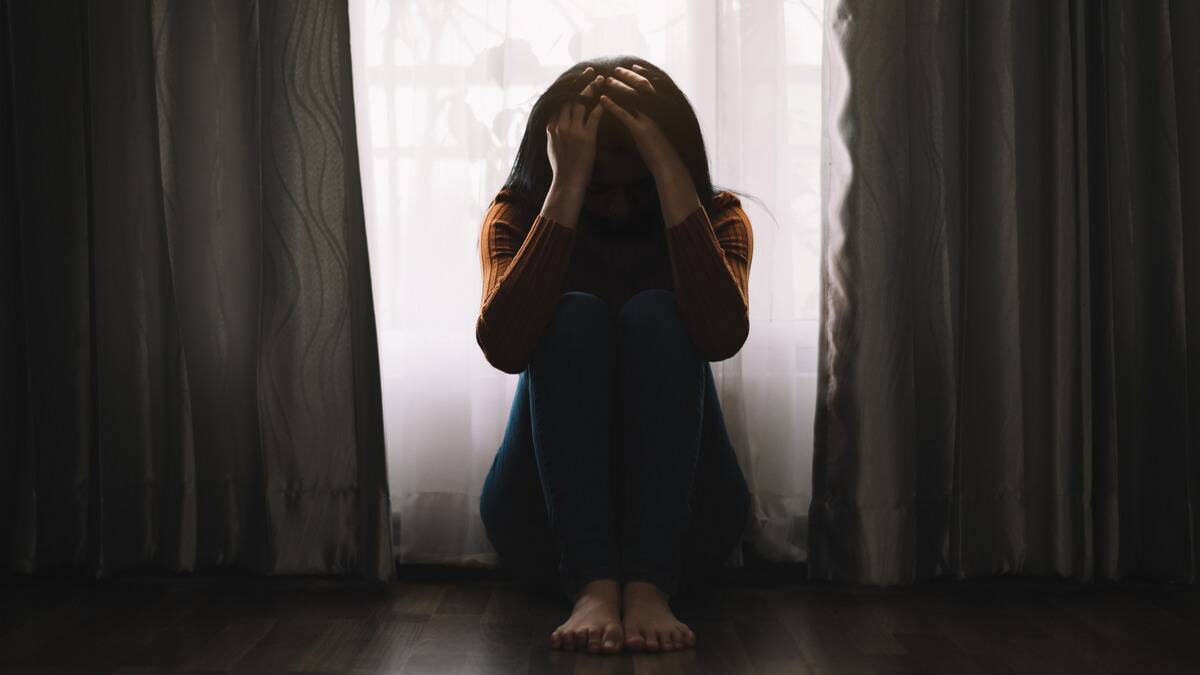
[347, 0, 822, 566]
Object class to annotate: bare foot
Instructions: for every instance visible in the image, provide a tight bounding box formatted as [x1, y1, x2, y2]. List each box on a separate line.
[621, 580, 696, 652]
[549, 578, 624, 653]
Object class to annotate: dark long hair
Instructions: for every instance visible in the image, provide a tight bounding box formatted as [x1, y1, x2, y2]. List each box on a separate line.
[499, 55, 761, 221]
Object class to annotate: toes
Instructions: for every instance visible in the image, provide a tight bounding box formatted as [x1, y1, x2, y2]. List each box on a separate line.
[644, 631, 661, 652]
[624, 628, 646, 652]
[574, 627, 590, 651]
[686, 628, 697, 646]
[674, 627, 690, 649]
[585, 627, 603, 653]
[562, 629, 576, 651]
[601, 623, 623, 652]
[549, 629, 561, 649]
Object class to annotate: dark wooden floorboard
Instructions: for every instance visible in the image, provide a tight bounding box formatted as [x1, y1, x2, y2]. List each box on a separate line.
[0, 571, 1197, 674]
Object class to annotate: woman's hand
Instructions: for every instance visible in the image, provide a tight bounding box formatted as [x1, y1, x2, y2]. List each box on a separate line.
[545, 67, 606, 192]
[597, 64, 684, 176]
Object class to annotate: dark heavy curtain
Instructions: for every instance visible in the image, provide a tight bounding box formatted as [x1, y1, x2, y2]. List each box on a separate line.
[1, 0, 393, 579]
[810, 0, 1199, 584]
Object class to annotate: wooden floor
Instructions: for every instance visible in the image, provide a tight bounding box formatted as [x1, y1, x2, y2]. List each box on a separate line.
[1, 564, 1197, 674]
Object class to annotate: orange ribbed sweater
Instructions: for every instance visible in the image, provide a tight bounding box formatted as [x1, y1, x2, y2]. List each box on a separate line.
[475, 187, 753, 374]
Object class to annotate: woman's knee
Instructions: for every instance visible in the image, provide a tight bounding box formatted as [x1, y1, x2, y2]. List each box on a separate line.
[618, 288, 675, 318]
[617, 289, 685, 331]
[616, 289, 693, 353]
[530, 292, 611, 368]
[542, 291, 609, 340]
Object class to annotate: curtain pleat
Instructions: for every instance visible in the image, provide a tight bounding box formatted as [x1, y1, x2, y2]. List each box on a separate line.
[1, 0, 393, 580]
[810, 0, 1199, 584]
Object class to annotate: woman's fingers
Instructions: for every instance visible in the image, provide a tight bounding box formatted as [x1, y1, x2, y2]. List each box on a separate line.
[555, 67, 590, 128]
[571, 97, 584, 127]
[584, 91, 605, 129]
[599, 94, 635, 126]
[570, 66, 594, 92]
[578, 67, 602, 95]
[573, 69, 604, 128]
[604, 75, 640, 98]
[581, 74, 603, 97]
[551, 65, 658, 133]
[613, 65, 656, 95]
[580, 75, 605, 122]
[570, 96, 586, 129]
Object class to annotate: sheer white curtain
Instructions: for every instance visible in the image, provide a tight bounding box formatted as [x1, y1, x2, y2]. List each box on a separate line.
[347, 0, 822, 567]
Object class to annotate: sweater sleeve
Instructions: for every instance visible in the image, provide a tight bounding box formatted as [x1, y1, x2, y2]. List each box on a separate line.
[475, 191, 577, 374]
[662, 193, 754, 361]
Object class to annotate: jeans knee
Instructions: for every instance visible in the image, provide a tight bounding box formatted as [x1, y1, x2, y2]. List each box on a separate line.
[538, 292, 610, 347]
[618, 288, 681, 325]
[548, 291, 608, 328]
[617, 289, 688, 343]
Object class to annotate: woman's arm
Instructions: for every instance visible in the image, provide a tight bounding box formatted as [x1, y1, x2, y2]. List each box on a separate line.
[594, 76, 753, 362]
[477, 70, 604, 373]
[655, 160, 753, 361]
[475, 184, 582, 374]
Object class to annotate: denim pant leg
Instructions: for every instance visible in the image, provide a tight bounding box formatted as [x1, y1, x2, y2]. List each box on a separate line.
[480, 291, 621, 600]
[676, 361, 753, 594]
[479, 369, 560, 596]
[615, 289, 752, 598]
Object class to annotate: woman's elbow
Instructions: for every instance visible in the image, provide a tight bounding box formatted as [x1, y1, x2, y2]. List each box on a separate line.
[476, 320, 528, 374]
[700, 315, 749, 362]
[485, 351, 527, 375]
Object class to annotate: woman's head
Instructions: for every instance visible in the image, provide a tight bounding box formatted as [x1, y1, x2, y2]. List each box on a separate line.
[501, 56, 724, 230]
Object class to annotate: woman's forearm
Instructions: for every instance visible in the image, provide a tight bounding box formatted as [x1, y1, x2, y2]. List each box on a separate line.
[651, 154, 702, 229]
[475, 186, 580, 374]
[541, 179, 586, 229]
[652, 156, 752, 361]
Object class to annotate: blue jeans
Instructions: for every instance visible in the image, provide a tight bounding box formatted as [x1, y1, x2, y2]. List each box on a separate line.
[479, 289, 752, 601]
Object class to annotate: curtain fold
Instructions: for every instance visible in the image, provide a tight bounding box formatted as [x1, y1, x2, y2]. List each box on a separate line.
[810, 0, 1199, 584]
[1, 0, 393, 580]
